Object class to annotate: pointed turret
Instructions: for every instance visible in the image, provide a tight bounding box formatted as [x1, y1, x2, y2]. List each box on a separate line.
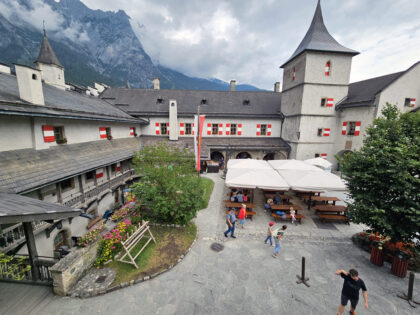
[35, 30, 63, 68]
[126, 80, 131, 88]
[35, 28, 66, 90]
[281, 0, 358, 67]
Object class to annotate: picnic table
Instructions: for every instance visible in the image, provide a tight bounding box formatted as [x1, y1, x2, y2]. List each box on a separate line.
[225, 210, 257, 220]
[264, 193, 293, 203]
[294, 190, 324, 197]
[301, 195, 340, 206]
[271, 212, 306, 223]
[224, 201, 256, 209]
[313, 205, 346, 214]
[270, 204, 302, 212]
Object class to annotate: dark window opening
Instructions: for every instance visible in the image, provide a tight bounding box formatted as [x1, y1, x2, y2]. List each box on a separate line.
[230, 123, 237, 135]
[185, 123, 192, 135]
[260, 124, 267, 136]
[317, 128, 323, 137]
[111, 164, 117, 173]
[347, 122, 356, 136]
[201, 99, 207, 105]
[212, 124, 218, 135]
[86, 171, 95, 181]
[320, 98, 326, 107]
[54, 126, 65, 143]
[32, 74, 37, 80]
[60, 178, 74, 191]
[243, 99, 250, 105]
[404, 98, 411, 106]
[157, 97, 164, 104]
[106, 127, 112, 139]
[160, 123, 167, 135]
[314, 153, 320, 158]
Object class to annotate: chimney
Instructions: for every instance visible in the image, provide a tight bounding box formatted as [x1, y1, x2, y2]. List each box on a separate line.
[0, 63, 11, 74]
[153, 77, 160, 90]
[169, 99, 178, 141]
[274, 82, 281, 93]
[230, 80, 236, 91]
[14, 64, 45, 105]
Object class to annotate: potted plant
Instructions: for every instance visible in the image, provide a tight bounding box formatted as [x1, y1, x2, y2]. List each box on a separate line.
[57, 137, 67, 144]
[107, 135, 113, 140]
[133, 133, 138, 137]
[366, 232, 389, 266]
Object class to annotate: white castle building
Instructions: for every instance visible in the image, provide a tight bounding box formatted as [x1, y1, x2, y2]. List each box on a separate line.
[0, 0, 418, 266]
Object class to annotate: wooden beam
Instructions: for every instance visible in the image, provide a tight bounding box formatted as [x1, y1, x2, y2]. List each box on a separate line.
[23, 222, 40, 282]
[77, 175, 85, 203]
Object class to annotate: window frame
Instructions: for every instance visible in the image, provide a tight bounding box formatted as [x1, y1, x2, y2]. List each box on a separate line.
[347, 122, 356, 136]
[260, 124, 267, 136]
[86, 171, 95, 182]
[185, 123, 192, 135]
[404, 98, 411, 107]
[230, 123, 237, 135]
[212, 123, 219, 135]
[317, 128, 323, 137]
[320, 98, 326, 107]
[60, 178, 75, 192]
[53, 126, 65, 143]
[105, 127, 112, 138]
[160, 123, 168, 135]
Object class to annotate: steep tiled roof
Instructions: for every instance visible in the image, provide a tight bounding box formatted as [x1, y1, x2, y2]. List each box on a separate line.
[0, 138, 141, 194]
[101, 88, 283, 118]
[0, 73, 142, 123]
[281, 0, 358, 67]
[35, 33, 63, 68]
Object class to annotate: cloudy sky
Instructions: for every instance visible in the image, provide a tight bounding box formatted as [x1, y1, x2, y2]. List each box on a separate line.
[4, 0, 420, 89]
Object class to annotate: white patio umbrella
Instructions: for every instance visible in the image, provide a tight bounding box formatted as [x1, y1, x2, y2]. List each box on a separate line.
[278, 169, 346, 192]
[304, 157, 332, 170]
[227, 159, 272, 170]
[268, 159, 322, 172]
[225, 168, 289, 190]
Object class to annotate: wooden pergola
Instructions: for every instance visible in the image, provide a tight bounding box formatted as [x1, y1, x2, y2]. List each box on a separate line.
[0, 193, 81, 282]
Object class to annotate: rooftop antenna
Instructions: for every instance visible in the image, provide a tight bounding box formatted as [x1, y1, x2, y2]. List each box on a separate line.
[43, 20, 46, 36]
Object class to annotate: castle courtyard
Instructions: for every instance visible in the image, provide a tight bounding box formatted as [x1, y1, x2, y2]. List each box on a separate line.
[0, 173, 418, 315]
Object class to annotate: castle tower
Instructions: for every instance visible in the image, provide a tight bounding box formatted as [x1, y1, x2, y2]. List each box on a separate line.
[35, 29, 66, 90]
[280, 0, 359, 160]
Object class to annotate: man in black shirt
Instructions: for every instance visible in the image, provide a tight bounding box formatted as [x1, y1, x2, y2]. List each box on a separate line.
[335, 269, 368, 315]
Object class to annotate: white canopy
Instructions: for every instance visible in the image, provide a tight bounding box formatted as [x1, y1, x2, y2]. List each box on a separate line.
[268, 159, 322, 172]
[304, 157, 332, 170]
[227, 159, 272, 170]
[225, 168, 289, 190]
[278, 170, 347, 192]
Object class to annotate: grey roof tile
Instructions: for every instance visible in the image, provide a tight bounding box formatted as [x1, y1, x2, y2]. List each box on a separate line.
[281, 0, 358, 67]
[101, 88, 282, 118]
[0, 138, 141, 194]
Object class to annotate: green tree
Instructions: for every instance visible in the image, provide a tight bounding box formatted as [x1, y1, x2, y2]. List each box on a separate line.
[131, 142, 205, 224]
[341, 104, 420, 242]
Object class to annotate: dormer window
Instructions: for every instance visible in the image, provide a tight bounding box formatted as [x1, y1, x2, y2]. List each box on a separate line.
[32, 74, 37, 80]
[201, 99, 207, 105]
[243, 99, 250, 105]
[292, 67, 296, 81]
[157, 97, 164, 104]
[325, 61, 331, 76]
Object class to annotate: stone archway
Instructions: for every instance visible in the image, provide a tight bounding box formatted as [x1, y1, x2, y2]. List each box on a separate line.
[263, 153, 275, 160]
[53, 228, 70, 251]
[210, 151, 224, 162]
[236, 152, 251, 159]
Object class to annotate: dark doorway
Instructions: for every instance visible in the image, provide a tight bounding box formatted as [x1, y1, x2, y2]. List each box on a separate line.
[236, 152, 251, 159]
[263, 153, 275, 160]
[211, 151, 224, 162]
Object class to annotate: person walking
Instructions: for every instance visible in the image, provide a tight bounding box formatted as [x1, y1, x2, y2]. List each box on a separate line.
[335, 269, 368, 315]
[224, 208, 237, 238]
[264, 221, 274, 246]
[272, 225, 287, 258]
[290, 207, 297, 225]
[238, 204, 246, 229]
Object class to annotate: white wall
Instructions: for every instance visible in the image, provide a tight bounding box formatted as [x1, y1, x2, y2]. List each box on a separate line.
[36, 63, 65, 90]
[0, 116, 34, 152]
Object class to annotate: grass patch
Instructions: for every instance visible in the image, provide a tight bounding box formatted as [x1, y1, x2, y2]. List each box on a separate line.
[107, 223, 197, 285]
[199, 177, 214, 210]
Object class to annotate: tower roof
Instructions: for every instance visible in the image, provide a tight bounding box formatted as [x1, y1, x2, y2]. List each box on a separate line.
[35, 30, 63, 68]
[281, 0, 359, 68]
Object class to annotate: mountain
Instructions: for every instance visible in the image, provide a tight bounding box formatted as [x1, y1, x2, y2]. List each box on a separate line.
[0, 0, 262, 91]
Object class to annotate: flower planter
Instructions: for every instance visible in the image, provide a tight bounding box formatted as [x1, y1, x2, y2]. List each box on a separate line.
[370, 245, 384, 266]
[391, 251, 410, 278]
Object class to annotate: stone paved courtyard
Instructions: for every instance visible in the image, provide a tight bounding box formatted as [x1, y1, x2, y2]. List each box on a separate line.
[0, 173, 418, 315]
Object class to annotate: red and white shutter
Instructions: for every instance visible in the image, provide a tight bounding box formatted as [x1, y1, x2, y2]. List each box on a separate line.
[267, 124, 272, 136]
[325, 61, 330, 76]
[323, 128, 330, 136]
[218, 123, 223, 135]
[321, 153, 327, 160]
[410, 98, 416, 107]
[116, 162, 121, 172]
[292, 68, 296, 81]
[42, 125, 55, 142]
[130, 127, 134, 136]
[207, 123, 211, 135]
[341, 122, 347, 135]
[237, 124, 242, 136]
[179, 123, 184, 135]
[99, 127, 107, 139]
[96, 168, 104, 178]
[155, 122, 160, 135]
[354, 121, 361, 136]
[225, 123, 230, 135]
[167, 122, 169, 135]
[256, 124, 261, 136]
[326, 98, 334, 107]
[192, 123, 195, 135]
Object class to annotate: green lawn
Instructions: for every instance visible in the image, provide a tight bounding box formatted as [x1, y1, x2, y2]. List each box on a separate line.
[199, 177, 214, 210]
[107, 223, 197, 285]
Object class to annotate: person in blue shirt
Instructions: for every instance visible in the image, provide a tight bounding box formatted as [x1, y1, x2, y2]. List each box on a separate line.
[237, 191, 243, 202]
[224, 208, 236, 238]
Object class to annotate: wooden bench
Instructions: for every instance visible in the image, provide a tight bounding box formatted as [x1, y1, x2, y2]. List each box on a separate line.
[318, 214, 350, 224]
[87, 217, 104, 230]
[225, 210, 257, 220]
[271, 213, 306, 223]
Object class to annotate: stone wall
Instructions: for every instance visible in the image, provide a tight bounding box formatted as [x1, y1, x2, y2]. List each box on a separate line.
[50, 241, 99, 296]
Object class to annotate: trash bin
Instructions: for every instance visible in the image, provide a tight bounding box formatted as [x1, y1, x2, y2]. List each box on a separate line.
[391, 250, 410, 278]
[370, 242, 384, 266]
